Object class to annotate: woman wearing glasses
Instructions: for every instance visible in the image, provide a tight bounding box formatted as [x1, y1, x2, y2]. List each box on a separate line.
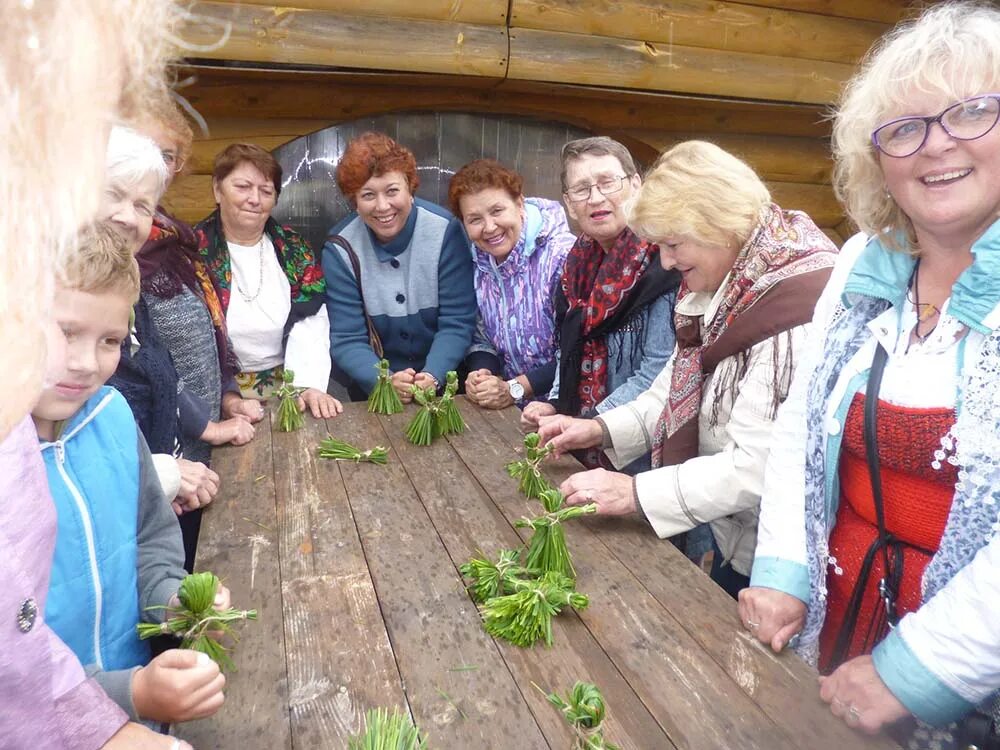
[739, 3, 1000, 745]
[521, 137, 680, 471]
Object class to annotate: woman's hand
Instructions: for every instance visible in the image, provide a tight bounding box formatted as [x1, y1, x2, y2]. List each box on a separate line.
[413, 371, 439, 392]
[464, 368, 493, 405]
[103, 723, 193, 749]
[298, 388, 343, 419]
[521, 400, 556, 432]
[474, 375, 515, 410]
[560, 468, 637, 515]
[391, 368, 417, 403]
[222, 393, 265, 423]
[537, 415, 603, 456]
[174, 459, 220, 515]
[737, 586, 806, 652]
[201, 416, 255, 447]
[819, 655, 909, 734]
[132, 649, 226, 723]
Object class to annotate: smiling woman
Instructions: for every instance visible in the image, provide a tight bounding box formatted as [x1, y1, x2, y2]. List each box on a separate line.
[196, 143, 341, 421]
[323, 132, 477, 402]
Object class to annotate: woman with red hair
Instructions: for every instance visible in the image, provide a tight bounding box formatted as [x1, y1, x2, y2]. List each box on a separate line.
[323, 132, 476, 400]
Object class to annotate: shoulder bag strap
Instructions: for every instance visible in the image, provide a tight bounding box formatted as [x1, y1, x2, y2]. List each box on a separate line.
[328, 234, 384, 359]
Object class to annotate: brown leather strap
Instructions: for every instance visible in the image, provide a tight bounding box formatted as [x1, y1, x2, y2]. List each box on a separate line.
[328, 234, 384, 359]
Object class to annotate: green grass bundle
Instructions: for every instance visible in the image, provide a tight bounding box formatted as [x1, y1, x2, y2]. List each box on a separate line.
[543, 681, 620, 750]
[480, 571, 588, 648]
[318, 436, 389, 464]
[515, 488, 597, 580]
[368, 359, 404, 415]
[460, 548, 535, 604]
[136, 572, 257, 672]
[275, 368, 304, 432]
[506, 432, 555, 499]
[348, 707, 429, 750]
[405, 385, 441, 446]
[436, 371, 464, 435]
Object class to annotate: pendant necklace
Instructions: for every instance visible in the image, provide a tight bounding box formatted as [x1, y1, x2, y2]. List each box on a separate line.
[235, 235, 266, 304]
[909, 259, 940, 343]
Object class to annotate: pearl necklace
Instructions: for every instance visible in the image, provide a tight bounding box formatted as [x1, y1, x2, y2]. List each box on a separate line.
[234, 234, 266, 304]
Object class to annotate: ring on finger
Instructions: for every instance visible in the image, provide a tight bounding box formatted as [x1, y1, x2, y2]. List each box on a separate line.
[847, 705, 861, 723]
[745, 619, 759, 631]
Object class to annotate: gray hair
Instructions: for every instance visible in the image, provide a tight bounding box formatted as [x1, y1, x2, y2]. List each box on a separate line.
[560, 136, 638, 191]
[107, 125, 169, 201]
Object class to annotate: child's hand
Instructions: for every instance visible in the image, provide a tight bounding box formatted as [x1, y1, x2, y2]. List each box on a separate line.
[201, 416, 255, 446]
[214, 583, 232, 612]
[132, 649, 226, 723]
[102, 722, 193, 749]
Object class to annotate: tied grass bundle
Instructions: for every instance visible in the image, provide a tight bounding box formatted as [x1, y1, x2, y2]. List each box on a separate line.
[506, 432, 555, 499]
[436, 371, 464, 435]
[515, 488, 597, 579]
[136, 572, 257, 671]
[543, 681, 620, 750]
[276, 368, 304, 432]
[460, 548, 535, 604]
[368, 359, 403, 415]
[480, 571, 588, 648]
[348, 707, 429, 750]
[405, 385, 441, 446]
[318, 436, 388, 464]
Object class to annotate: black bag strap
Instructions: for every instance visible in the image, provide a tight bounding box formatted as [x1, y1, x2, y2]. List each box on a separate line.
[327, 234, 384, 359]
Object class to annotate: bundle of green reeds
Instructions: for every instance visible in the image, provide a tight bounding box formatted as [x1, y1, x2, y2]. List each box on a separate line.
[543, 681, 620, 750]
[506, 432, 555, 499]
[515, 488, 597, 579]
[480, 571, 588, 648]
[317, 436, 388, 464]
[136, 572, 257, 671]
[459, 548, 535, 604]
[405, 385, 441, 446]
[436, 371, 464, 435]
[368, 359, 404, 415]
[348, 707, 429, 750]
[275, 368, 304, 432]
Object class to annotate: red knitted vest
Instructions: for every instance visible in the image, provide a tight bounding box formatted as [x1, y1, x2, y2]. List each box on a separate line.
[818, 392, 956, 672]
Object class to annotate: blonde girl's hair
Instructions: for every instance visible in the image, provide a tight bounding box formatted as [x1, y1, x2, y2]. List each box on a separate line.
[628, 140, 771, 249]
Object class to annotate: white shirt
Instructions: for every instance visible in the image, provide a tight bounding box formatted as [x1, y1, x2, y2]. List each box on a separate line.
[225, 235, 331, 391]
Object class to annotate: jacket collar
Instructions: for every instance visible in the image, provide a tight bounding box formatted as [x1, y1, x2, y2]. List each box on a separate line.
[842, 218, 1000, 334]
[368, 199, 419, 259]
[38, 388, 115, 449]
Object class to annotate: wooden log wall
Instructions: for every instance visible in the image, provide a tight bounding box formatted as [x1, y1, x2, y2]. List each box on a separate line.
[167, 0, 918, 243]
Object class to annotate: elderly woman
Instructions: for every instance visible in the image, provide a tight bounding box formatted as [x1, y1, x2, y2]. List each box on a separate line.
[1, 0, 196, 746]
[522, 137, 679, 469]
[323, 132, 476, 400]
[447, 159, 575, 408]
[197, 143, 340, 419]
[538, 141, 837, 598]
[740, 4, 1000, 746]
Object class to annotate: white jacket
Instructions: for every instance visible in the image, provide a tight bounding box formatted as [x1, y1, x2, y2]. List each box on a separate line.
[598, 278, 811, 576]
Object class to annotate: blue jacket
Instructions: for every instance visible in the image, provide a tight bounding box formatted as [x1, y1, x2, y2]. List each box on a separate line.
[323, 198, 476, 393]
[41, 387, 186, 717]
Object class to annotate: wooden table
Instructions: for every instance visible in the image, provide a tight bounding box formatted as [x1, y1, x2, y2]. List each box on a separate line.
[178, 398, 899, 750]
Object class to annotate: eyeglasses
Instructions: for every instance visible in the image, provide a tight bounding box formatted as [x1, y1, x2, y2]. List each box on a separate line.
[871, 94, 1000, 158]
[160, 149, 186, 174]
[563, 174, 631, 202]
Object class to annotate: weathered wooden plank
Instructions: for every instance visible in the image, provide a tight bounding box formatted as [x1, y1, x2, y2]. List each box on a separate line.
[176, 409, 291, 749]
[511, 0, 886, 65]
[218, 0, 507, 26]
[179, 65, 832, 138]
[730, 0, 909, 25]
[456, 402, 803, 750]
[381, 400, 677, 749]
[508, 27, 854, 105]
[184, 2, 508, 77]
[623, 130, 832, 184]
[328, 405, 549, 748]
[270, 413, 407, 746]
[483, 406, 900, 749]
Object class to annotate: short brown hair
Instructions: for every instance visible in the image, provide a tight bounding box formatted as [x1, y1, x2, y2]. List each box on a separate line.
[336, 132, 419, 204]
[134, 90, 194, 175]
[212, 143, 282, 197]
[59, 224, 140, 304]
[447, 159, 524, 218]
[560, 136, 637, 191]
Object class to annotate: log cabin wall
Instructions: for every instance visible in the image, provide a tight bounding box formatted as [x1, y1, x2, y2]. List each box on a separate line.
[167, 0, 918, 245]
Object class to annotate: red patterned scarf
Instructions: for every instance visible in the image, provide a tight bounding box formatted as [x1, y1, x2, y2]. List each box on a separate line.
[651, 205, 837, 468]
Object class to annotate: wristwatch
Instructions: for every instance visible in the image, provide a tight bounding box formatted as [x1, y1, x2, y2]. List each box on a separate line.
[507, 378, 525, 401]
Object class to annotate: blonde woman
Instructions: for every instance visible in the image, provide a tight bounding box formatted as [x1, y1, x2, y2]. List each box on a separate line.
[1, 0, 195, 747]
[740, 3, 1000, 745]
[538, 140, 837, 598]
